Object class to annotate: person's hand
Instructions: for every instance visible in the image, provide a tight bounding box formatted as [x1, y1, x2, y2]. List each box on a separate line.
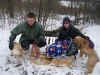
[85, 36, 90, 40]
[88, 39, 95, 48]
[85, 36, 95, 48]
[9, 42, 14, 50]
[37, 40, 46, 47]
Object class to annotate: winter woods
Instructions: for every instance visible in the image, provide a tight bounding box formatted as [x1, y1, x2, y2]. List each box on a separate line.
[0, 0, 100, 30]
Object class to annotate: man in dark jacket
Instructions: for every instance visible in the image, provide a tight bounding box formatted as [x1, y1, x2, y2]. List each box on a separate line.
[9, 12, 46, 50]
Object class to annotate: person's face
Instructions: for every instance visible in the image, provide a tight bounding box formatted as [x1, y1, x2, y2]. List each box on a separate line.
[26, 18, 35, 26]
[64, 22, 70, 28]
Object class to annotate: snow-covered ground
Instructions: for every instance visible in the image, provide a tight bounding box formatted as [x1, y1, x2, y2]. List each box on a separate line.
[60, 1, 71, 7]
[0, 25, 100, 75]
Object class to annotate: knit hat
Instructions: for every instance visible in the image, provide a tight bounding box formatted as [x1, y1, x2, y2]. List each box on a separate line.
[63, 17, 71, 26]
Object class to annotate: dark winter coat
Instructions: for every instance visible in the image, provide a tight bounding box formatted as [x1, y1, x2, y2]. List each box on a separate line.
[58, 24, 89, 40]
[9, 21, 45, 46]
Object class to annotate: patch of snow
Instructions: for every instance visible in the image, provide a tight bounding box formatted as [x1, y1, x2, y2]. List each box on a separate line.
[60, 1, 71, 7]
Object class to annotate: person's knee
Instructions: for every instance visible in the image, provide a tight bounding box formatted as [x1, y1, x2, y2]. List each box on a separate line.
[37, 40, 46, 47]
[20, 41, 30, 50]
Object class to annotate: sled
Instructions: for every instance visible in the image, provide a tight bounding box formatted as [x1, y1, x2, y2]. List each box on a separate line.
[45, 38, 78, 59]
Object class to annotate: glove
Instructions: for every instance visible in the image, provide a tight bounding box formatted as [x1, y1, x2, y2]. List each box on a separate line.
[36, 38, 46, 48]
[85, 36, 95, 48]
[85, 36, 90, 40]
[88, 39, 94, 48]
[37, 40, 46, 47]
[9, 42, 14, 50]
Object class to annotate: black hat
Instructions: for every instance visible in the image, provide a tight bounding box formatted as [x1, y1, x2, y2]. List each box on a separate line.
[63, 17, 71, 25]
